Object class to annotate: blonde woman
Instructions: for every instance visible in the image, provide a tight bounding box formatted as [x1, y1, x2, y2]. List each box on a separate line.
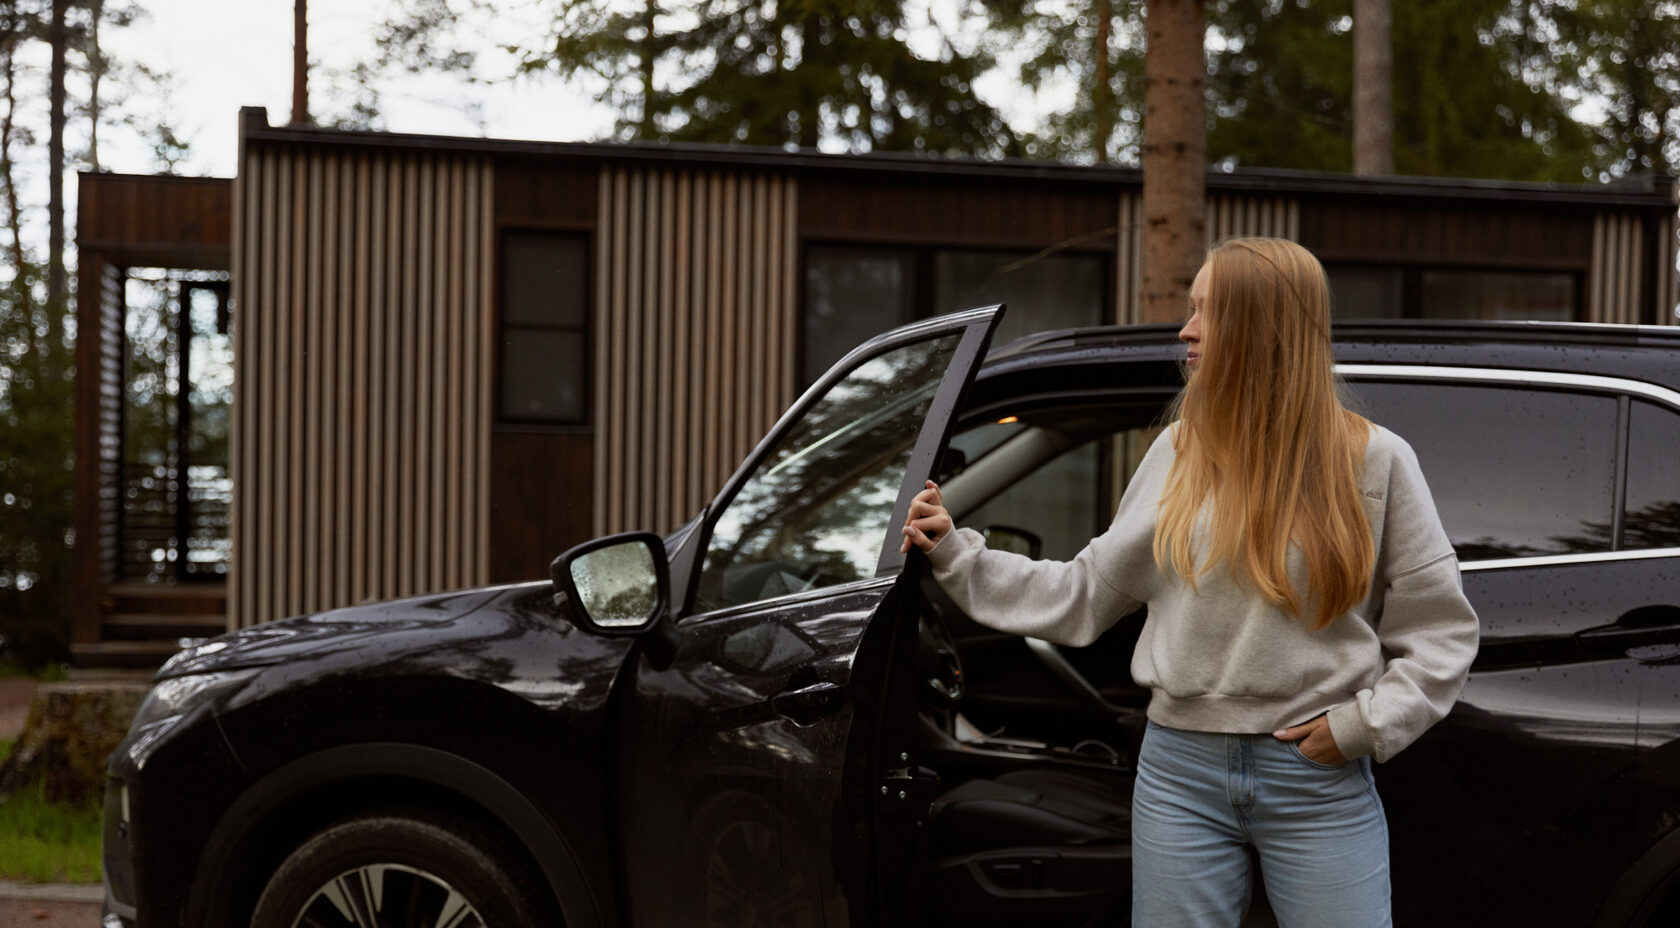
[900, 238, 1479, 927]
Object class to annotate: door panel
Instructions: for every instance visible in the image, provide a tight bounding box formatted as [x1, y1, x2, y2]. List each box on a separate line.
[615, 307, 1003, 927]
[613, 580, 893, 928]
[1384, 561, 1649, 926]
[1348, 378, 1642, 926]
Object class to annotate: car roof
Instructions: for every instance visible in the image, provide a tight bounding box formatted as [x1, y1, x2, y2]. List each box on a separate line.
[975, 320, 1680, 399]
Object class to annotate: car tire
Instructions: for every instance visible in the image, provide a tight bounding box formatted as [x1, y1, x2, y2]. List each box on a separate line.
[686, 789, 822, 928]
[249, 808, 551, 928]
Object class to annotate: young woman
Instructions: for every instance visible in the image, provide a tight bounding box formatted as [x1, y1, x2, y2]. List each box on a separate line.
[899, 237, 1479, 928]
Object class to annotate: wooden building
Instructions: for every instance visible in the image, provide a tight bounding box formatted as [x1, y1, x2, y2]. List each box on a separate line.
[71, 106, 1680, 658]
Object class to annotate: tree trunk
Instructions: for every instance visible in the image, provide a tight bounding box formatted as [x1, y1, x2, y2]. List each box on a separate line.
[797, 14, 819, 148]
[639, 0, 655, 138]
[0, 683, 148, 806]
[1, 18, 26, 286]
[47, 0, 66, 314]
[87, 0, 103, 171]
[292, 0, 308, 124]
[1094, 0, 1112, 163]
[1353, 0, 1393, 176]
[1140, 0, 1205, 324]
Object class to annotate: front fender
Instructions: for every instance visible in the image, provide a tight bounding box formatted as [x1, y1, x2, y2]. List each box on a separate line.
[186, 742, 605, 928]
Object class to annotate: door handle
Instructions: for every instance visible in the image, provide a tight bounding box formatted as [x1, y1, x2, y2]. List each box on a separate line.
[1575, 606, 1680, 662]
[1576, 605, 1680, 643]
[771, 681, 845, 726]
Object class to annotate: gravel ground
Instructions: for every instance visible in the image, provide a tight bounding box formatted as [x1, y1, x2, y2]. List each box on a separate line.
[0, 679, 37, 741]
[0, 898, 104, 927]
[0, 884, 103, 928]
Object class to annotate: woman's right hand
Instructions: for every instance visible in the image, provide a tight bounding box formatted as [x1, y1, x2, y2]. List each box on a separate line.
[900, 480, 953, 554]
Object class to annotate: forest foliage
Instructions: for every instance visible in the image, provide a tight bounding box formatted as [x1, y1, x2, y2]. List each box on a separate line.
[364, 0, 1675, 180]
[1, 0, 186, 665]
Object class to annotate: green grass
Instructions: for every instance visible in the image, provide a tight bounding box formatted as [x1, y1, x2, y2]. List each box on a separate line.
[0, 738, 103, 883]
[0, 659, 68, 681]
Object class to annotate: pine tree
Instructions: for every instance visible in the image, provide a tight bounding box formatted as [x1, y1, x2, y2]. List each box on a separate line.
[385, 0, 1016, 156]
[1140, 0, 1206, 324]
[0, 0, 167, 667]
[981, 0, 1147, 163]
[660, 0, 1015, 155]
[1550, 0, 1679, 177]
[1204, 0, 1602, 182]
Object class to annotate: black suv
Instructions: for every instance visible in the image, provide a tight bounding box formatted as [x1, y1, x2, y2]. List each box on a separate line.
[103, 309, 1680, 928]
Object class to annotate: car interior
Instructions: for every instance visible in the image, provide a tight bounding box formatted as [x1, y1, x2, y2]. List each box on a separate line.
[913, 399, 1165, 926]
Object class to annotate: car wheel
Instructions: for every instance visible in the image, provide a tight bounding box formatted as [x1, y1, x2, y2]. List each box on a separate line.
[690, 790, 820, 928]
[249, 809, 550, 928]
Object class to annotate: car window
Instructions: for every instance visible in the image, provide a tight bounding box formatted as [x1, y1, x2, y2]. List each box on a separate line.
[1626, 400, 1680, 550]
[944, 406, 1164, 561]
[1347, 382, 1619, 560]
[694, 333, 962, 612]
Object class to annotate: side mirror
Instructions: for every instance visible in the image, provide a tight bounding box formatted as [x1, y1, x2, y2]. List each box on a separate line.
[550, 532, 670, 635]
[980, 524, 1043, 560]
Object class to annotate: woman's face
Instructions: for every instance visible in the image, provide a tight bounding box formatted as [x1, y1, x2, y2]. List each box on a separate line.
[1180, 261, 1212, 370]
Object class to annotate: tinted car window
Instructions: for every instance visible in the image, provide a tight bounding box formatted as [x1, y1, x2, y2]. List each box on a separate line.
[1626, 400, 1680, 550]
[1348, 383, 1618, 560]
[695, 334, 961, 612]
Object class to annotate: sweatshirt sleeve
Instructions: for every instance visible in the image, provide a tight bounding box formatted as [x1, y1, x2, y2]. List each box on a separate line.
[921, 432, 1169, 647]
[1327, 435, 1481, 762]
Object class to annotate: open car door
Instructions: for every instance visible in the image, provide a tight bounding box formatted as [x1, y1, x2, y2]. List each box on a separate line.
[607, 306, 1003, 927]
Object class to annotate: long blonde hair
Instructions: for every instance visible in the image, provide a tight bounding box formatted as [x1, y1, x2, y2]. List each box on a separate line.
[1153, 238, 1374, 629]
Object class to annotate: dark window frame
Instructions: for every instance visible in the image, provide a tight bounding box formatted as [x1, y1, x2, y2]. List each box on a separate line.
[495, 227, 593, 429]
[1325, 262, 1584, 322]
[797, 239, 1113, 388]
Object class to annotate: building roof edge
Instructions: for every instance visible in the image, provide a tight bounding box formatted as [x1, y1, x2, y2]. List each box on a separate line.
[235, 107, 1678, 208]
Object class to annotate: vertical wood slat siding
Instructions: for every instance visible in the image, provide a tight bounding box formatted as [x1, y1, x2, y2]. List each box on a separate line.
[1659, 212, 1680, 326]
[1591, 212, 1645, 325]
[594, 166, 799, 536]
[231, 148, 494, 627]
[1113, 193, 1298, 325]
[1206, 194, 1300, 245]
[1115, 192, 1143, 324]
[96, 263, 126, 588]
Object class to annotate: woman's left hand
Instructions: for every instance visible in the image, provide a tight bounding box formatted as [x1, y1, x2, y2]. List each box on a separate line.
[1274, 715, 1348, 766]
[899, 481, 952, 554]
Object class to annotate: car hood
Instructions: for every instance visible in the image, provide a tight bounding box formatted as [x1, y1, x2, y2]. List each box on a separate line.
[155, 586, 512, 680]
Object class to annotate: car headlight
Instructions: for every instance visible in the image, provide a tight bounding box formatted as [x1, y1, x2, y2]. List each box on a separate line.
[125, 669, 259, 770]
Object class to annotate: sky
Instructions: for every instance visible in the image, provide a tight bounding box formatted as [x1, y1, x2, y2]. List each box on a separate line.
[99, 0, 620, 178]
[93, 0, 1047, 180]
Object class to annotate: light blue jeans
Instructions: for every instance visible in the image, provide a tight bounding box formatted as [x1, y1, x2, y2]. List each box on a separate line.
[1132, 720, 1391, 928]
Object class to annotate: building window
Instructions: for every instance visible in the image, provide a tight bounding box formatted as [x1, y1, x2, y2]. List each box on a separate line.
[1419, 269, 1575, 321]
[802, 244, 1106, 386]
[500, 231, 588, 423]
[803, 246, 914, 385]
[933, 250, 1105, 347]
[1326, 265, 1578, 322]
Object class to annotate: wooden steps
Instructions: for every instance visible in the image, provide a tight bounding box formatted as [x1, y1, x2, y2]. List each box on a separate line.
[69, 640, 187, 670]
[75, 581, 228, 671]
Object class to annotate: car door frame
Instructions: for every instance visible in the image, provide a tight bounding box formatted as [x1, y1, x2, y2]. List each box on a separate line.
[663, 306, 1006, 618]
[613, 305, 1004, 928]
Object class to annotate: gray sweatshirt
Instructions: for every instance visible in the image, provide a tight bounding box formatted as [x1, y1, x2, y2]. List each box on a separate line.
[925, 424, 1480, 763]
